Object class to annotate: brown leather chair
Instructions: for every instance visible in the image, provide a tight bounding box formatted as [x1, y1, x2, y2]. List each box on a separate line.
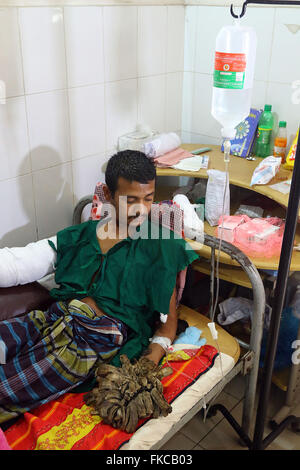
[0, 282, 53, 323]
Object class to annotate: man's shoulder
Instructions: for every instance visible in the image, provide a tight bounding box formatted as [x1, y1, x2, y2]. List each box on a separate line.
[56, 220, 97, 244]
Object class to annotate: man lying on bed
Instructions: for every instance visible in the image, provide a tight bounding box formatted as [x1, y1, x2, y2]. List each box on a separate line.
[0, 150, 199, 426]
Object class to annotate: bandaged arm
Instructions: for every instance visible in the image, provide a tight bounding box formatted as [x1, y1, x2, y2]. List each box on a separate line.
[143, 286, 177, 365]
[0, 236, 57, 287]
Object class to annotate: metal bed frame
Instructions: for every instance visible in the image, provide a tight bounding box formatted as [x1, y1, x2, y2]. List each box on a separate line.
[72, 3, 300, 446]
[73, 197, 266, 445]
[230, 0, 300, 450]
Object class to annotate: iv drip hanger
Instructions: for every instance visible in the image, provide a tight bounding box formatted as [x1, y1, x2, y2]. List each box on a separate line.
[231, 0, 300, 19]
[207, 0, 300, 452]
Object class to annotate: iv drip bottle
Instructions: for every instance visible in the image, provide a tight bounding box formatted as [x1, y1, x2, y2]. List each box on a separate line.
[211, 20, 257, 141]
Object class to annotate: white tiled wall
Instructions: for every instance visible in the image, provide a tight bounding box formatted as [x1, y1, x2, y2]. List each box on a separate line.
[1, 4, 299, 248]
[0, 5, 185, 247]
[182, 5, 300, 149]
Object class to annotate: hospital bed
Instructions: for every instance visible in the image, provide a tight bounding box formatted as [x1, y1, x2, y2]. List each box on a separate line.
[0, 189, 265, 450]
[73, 188, 266, 449]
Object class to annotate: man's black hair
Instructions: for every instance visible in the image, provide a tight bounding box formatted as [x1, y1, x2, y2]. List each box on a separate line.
[105, 150, 156, 196]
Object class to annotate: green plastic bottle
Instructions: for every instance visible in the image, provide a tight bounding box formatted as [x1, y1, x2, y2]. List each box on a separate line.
[255, 104, 274, 158]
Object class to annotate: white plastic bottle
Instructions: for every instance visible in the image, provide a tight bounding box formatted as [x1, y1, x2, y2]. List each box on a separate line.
[211, 20, 257, 141]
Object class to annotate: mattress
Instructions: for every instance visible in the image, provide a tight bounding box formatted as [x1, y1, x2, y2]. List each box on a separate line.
[4, 305, 240, 451]
[121, 305, 240, 450]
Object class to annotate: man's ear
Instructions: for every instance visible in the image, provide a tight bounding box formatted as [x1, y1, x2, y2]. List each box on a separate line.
[102, 184, 112, 202]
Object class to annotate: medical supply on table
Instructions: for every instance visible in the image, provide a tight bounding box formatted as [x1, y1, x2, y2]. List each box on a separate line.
[220, 108, 262, 158]
[172, 154, 209, 172]
[211, 20, 257, 141]
[215, 215, 285, 257]
[254, 104, 274, 158]
[118, 124, 157, 152]
[235, 204, 264, 218]
[205, 169, 230, 226]
[217, 214, 249, 243]
[250, 156, 281, 186]
[143, 132, 181, 158]
[191, 147, 212, 155]
[234, 217, 285, 258]
[284, 129, 299, 170]
[153, 147, 194, 168]
[270, 179, 291, 195]
[273, 121, 287, 163]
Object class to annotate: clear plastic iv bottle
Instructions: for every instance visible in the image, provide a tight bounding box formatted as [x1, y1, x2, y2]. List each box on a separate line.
[211, 20, 257, 141]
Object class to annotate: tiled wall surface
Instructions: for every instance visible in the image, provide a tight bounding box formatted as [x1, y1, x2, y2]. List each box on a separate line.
[182, 5, 300, 148]
[1, 4, 299, 247]
[0, 5, 184, 246]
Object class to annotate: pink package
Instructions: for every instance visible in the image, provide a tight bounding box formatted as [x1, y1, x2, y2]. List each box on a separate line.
[234, 217, 285, 258]
[0, 428, 11, 450]
[217, 215, 250, 243]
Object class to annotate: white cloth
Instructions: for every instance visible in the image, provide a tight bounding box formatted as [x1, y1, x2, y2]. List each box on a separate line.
[173, 194, 204, 244]
[143, 132, 181, 158]
[0, 236, 57, 287]
[172, 155, 209, 172]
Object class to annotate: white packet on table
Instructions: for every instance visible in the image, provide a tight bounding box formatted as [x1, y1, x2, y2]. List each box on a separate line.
[142, 132, 181, 158]
[250, 156, 281, 187]
[205, 169, 230, 226]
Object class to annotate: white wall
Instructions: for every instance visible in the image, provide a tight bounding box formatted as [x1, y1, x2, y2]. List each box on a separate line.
[1, 3, 299, 248]
[182, 5, 300, 148]
[0, 5, 185, 247]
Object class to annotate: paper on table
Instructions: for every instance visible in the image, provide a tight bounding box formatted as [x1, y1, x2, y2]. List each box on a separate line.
[172, 155, 209, 171]
[270, 179, 291, 195]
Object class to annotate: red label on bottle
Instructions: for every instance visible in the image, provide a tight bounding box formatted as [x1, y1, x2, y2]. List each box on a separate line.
[214, 52, 246, 73]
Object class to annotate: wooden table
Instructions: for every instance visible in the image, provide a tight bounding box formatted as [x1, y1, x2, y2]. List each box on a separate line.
[156, 143, 300, 273]
[156, 143, 299, 391]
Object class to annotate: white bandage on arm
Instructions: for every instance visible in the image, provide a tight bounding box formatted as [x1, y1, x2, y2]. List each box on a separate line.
[150, 335, 172, 352]
[0, 236, 57, 287]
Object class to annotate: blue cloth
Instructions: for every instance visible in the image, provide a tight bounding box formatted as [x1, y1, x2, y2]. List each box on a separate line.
[259, 307, 300, 370]
[173, 326, 206, 348]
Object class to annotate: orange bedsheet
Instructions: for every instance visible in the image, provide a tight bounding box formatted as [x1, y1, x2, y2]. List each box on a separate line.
[5, 345, 218, 450]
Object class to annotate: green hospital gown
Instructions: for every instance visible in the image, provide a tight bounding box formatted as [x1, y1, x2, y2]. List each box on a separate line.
[49, 218, 199, 367]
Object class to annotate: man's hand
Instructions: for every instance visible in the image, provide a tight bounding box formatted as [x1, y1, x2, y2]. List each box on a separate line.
[143, 286, 177, 365]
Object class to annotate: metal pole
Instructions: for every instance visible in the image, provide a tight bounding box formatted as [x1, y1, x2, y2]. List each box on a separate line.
[252, 128, 300, 450]
[231, 0, 300, 18]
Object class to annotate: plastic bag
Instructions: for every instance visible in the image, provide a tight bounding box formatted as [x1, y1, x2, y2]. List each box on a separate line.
[250, 156, 281, 186]
[217, 214, 249, 243]
[205, 170, 230, 226]
[143, 132, 180, 158]
[234, 217, 285, 258]
[284, 130, 299, 170]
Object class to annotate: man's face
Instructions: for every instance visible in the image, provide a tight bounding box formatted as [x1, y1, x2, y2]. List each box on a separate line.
[103, 177, 155, 228]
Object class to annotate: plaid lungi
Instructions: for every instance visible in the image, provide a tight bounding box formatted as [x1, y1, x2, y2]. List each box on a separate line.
[0, 299, 127, 424]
